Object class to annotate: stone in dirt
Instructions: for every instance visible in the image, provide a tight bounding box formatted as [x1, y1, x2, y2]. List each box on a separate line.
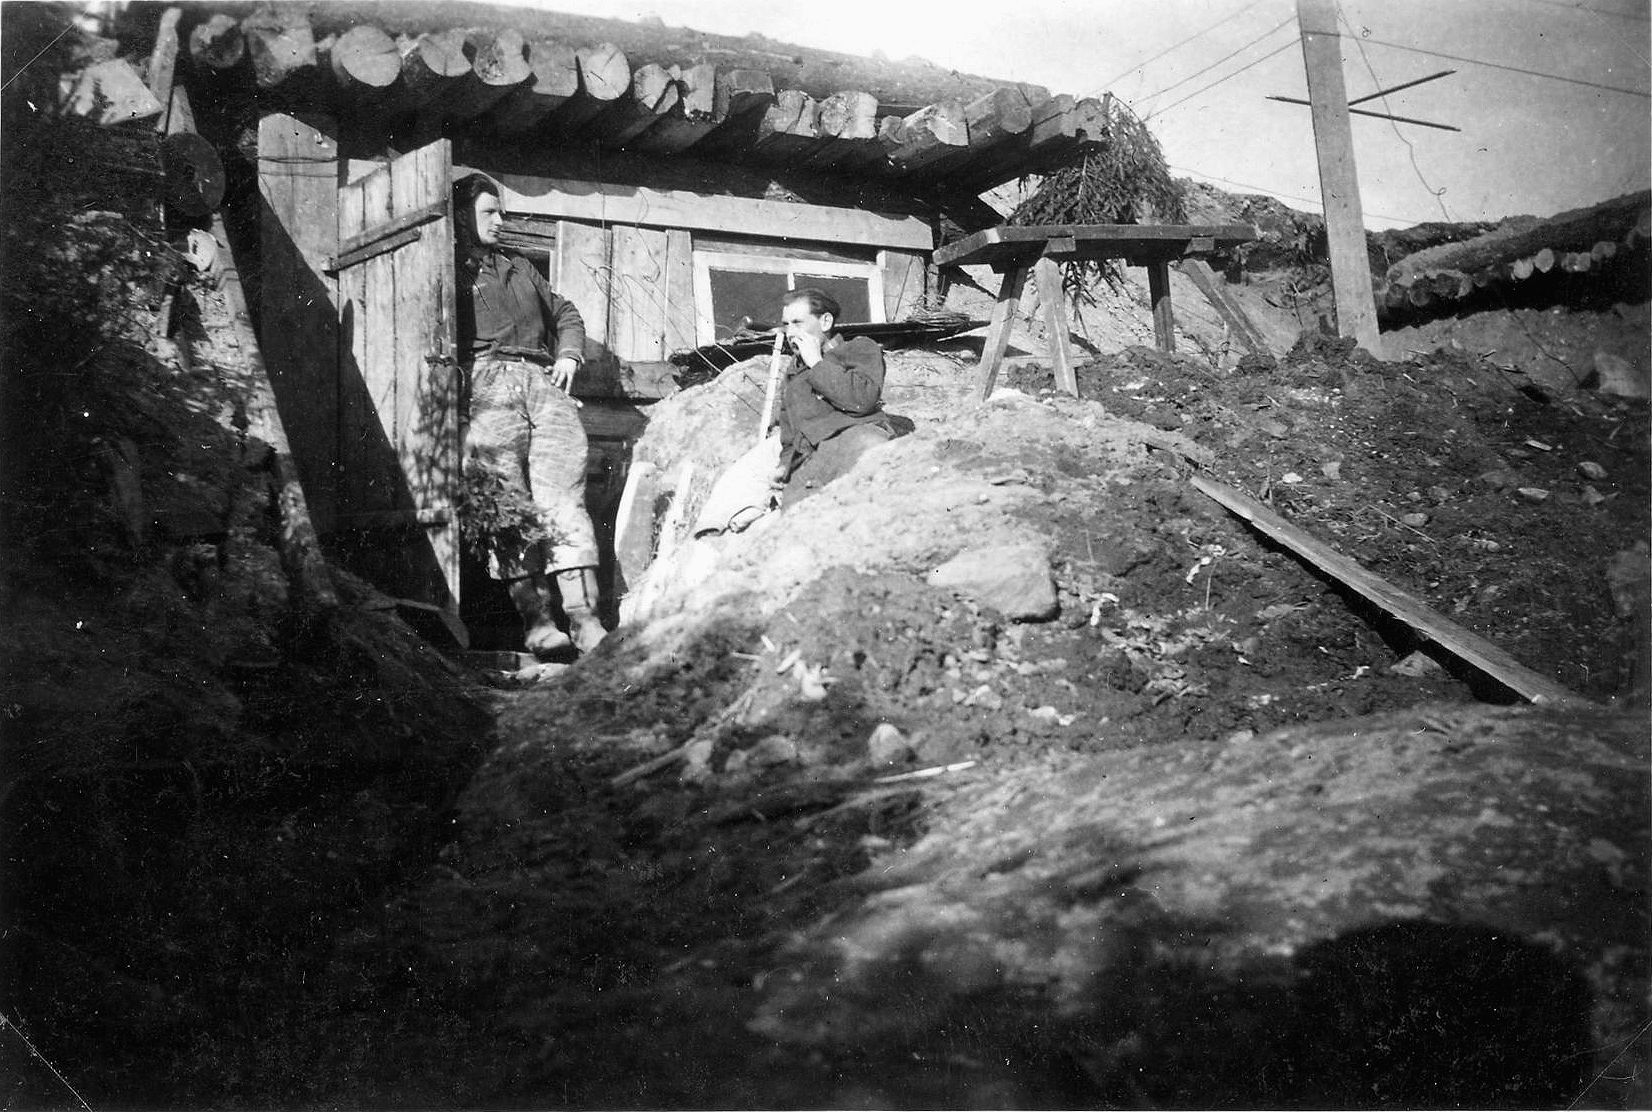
[928, 542, 1059, 622]
[1591, 351, 1650, 400]
[866, 723, 913, 767]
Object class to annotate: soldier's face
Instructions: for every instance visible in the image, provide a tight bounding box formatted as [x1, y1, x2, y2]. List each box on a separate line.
[782, 300, 832, 347]
[473, 193, 503, 246]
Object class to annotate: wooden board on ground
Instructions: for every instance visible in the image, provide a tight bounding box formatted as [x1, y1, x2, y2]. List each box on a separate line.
[1190, 473, 1591, 708]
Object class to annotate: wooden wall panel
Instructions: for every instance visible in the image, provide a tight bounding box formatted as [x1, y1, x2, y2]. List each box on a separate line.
[257, 112, 339, 530]
[609, 224, 668, 362]
[878, 247, 927, 321]
[555, 220, 613, 365]
[663, 228, 695, 356]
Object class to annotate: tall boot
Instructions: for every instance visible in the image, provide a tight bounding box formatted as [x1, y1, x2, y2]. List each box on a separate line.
[507, 574, 572, 660]
[555, 566, 607, 654]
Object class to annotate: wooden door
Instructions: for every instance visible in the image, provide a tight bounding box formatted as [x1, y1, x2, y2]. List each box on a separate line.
[333, 140, 461, 613]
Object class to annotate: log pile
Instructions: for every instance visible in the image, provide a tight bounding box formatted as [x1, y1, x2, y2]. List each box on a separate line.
[1378, 190, 1651, 313]
[172, 6, 1107, 193]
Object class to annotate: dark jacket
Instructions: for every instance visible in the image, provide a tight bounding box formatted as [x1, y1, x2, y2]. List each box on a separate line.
[778, 335, 887, 477]
[458, 248, 585, 364]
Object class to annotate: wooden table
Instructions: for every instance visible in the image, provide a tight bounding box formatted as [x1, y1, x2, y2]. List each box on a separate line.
[933, 223, 1257, 401]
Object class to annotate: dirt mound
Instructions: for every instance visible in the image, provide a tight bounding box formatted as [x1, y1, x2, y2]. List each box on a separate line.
[306, 334, 1648, 1107]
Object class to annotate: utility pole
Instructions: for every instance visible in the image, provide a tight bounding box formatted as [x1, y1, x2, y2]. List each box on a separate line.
[1296, 0, 1382, 354]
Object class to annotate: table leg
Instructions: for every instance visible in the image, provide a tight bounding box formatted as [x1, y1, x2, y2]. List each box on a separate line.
[975, 263, 1030, 402]
[1035, 256, 1078, 396]
[1148, 258, 1176, 353]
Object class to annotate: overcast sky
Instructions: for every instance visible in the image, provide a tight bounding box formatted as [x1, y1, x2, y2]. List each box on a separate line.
[500, 0, 1651, 229]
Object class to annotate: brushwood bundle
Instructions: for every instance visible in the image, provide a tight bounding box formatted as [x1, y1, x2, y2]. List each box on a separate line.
[1012, 99, 1185, 297]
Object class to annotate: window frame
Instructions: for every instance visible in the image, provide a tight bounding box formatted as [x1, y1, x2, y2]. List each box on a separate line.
[691, 250, 886, 346]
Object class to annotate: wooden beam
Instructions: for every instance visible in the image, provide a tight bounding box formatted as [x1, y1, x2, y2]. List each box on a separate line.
[607, 61, 679, 144]
[258, 111, 341, 533]
[484, 171, 935, 250]
[1191, 473, 1591, 707]
[975, 263, 1030, 402]
[1178, 259, 1269, 355]
[1297, 0, 1381, 354]
[440, 28, 531, 124]
[1147, 259, 1175, 353]
[883, 98, 968, 172]
[628, 62, 716, 153]
[548, 41, 631, 132]
[489, 38, 579, 135]
[935, 223, 1257, 268]
[1035, 256, 1077, 395]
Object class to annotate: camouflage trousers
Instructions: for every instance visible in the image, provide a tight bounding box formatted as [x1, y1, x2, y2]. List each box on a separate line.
[464, 358, 598, 578]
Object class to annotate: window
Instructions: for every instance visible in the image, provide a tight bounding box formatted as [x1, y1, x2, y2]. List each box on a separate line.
[692, 251, 884, 346]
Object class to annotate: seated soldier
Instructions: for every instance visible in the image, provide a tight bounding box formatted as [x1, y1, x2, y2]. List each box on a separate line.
[775, 288, 910, 504]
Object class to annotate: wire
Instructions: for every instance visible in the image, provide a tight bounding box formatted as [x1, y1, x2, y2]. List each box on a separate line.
[0, 8, 91, 94]
[1133, 15, 1298, 107]
[1337, 5, 1455, 221]
[1353, 34, 1651, 98]
[1092, 0, 1265, 96]
[1147, 38, 1300, 119]
[1491, 0, 1650, 21]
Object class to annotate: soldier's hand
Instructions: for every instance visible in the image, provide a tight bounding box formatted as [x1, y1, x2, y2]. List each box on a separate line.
[548, 356, 578, 393]
[790, 331, 823, 367]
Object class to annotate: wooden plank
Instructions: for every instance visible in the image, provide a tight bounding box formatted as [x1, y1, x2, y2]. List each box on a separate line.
[1190, 473, 1591, 708]
[1035, 256, 1077, 395]
[332, 197, 446, 263]
[390, 149, 424, 504]
[1178, 259, 1268, 356]
[555, 220, 613, 367]
[662, 228, 695, 356]
[934, 222, 1257, 268]
[490, 172, 933, 251]
[975, 263, 1029, 403]
[878, 248, 927, 321]
[257, 111, 340, 531]
[329, 225, 422, 274]
[1147, 259, 1175, 353]
[610, 224, 669, 362]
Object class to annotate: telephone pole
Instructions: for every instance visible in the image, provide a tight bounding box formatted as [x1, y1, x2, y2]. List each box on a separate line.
[1297, 0, 1382, 354]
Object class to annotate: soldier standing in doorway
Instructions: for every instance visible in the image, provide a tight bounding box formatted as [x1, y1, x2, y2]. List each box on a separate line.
[452, 172, 606, 658]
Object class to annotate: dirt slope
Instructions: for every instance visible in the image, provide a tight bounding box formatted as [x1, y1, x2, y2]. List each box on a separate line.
[321, 333, 1649, 1108]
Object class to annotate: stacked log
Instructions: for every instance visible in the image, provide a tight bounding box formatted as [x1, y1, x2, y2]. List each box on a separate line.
[490, 38, 579, 135]
[1380, 223, 1646, 313]
[629, 62, 715, 153]
[177, 9, 1113, 194]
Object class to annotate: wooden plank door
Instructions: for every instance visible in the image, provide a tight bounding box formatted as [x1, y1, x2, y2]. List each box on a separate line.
[334, 139, 461, 612]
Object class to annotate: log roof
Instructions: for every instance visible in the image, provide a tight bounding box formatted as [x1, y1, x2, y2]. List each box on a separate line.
[154, 0, 1111, 198]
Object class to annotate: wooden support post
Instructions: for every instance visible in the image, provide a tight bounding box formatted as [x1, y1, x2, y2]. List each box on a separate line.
[1147, 259, 1176, 353]
[1034, 256, 1077, 396]
[975, 263, 1030, 402]
[1298, 0, 1381, 355]
[1179, 259, 1268, 355]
